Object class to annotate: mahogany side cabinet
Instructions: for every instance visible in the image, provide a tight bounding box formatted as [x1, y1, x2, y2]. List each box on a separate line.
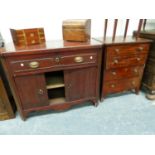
[0, 39, 102, 120]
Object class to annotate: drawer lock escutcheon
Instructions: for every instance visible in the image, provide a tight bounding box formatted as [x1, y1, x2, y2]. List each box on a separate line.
[74, 56, 84, 63]
[29, 61, 40, 69]
[55, 57, 60, 63]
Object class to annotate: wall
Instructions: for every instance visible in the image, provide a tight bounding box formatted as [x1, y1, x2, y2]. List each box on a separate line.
[0, 19, 140, 43]
[0, 0, 151, 43]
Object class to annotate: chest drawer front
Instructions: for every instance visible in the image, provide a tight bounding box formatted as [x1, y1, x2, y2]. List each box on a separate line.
[104, 66, 144, 81]
[10, 57, 54, 73]
[103, 77, 140, 94]
[106, 44, 149, 58]
[106, 54, 147, 69]
[61, 53, 97, 66]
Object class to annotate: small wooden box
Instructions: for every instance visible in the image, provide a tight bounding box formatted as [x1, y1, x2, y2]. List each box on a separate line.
[10, 28, 45, 46]
[62, 19, 91, 42]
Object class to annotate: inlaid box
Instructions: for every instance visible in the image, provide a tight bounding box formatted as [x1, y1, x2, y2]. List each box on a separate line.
[10, 28, 45, 46]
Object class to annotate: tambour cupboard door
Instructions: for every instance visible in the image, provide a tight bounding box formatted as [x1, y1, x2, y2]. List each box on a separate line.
[64, 67, 97, 101]
[14, 74, 49, 110]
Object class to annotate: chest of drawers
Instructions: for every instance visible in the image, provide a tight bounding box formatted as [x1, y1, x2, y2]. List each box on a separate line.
[94, 37, 151, 100]
[0, 40, 102, 120]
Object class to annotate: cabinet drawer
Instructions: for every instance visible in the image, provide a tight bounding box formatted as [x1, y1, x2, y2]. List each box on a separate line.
[106, 54, 147, 69]
[61, 53, 97, 66]
[10, 57, 53, 73]
[10, 52, 97, 73]
[104, 66, 144, 81]
[106, 44, 149, 58]
[103, 77, 140, 94]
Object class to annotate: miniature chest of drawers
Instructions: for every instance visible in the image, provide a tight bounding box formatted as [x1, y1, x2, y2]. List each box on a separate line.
[0, 40, 102, 120]
[10, 28, 45, 46]
[95, 37, 151, 100]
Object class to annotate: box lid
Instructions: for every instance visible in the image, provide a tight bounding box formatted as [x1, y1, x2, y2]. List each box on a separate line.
[63, 19, 91, 29]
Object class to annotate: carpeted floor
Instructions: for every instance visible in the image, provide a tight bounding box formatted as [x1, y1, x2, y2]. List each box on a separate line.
[0, 92, 155, 135]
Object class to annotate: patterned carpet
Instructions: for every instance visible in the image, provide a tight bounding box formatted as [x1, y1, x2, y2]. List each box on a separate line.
[0, 92, 155, 135]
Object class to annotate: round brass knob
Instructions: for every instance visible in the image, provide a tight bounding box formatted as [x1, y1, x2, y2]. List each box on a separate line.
[114, 59, 119, 64]
[134, 69, 138, 73]
[115, 49, 120, 54]
[31, 40, 36, 44]
[38, 89, 44, 95]
[30, 33, 35, 37]
[138, 47, 144, 51]
[20, 63, 24, 67]
[29, 61, 39, 69]
[137, 58, 141, 61]
[111, 84, 115, 88]
[112, 71, 116, 75]
[131, 81, 136, 86]
[90, 56, 93, 60]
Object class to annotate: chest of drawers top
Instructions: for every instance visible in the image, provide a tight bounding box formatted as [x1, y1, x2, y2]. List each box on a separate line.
[0, 39, 102, 57]
[94, 36, 152, 45]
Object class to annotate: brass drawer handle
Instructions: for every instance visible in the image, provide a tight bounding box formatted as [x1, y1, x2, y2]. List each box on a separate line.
[29, 61, 39, 69]
[74, 56, 84, 63]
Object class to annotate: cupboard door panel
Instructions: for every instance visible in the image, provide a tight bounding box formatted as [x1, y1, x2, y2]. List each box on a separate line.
[64, 67, 97, 101]
[15, 74, 48, 110]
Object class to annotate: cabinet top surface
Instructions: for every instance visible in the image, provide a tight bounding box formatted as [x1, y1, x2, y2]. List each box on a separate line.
[94, 36, 152, 46]
[0, 39, 102, 57]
